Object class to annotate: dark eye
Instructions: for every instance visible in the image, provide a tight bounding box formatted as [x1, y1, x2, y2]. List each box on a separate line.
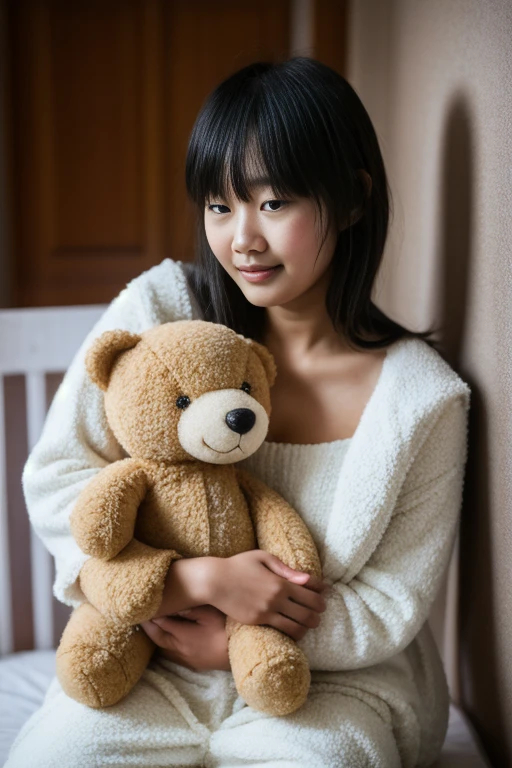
[241, 381, 251, 394]
[176, 395, 191, 409]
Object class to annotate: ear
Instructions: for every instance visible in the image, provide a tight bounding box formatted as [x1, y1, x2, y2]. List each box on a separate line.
[357, 169, 372, 198]
[85, 329, 142, 391]
[245, 339, 277, 387]
[343, 169, 372, 229]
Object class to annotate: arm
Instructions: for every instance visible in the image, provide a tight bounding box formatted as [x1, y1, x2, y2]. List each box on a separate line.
[142, 552, 328, 671]
[70, 459, 148, 559]
[297, 395, 469, 671]
[22, 261, 191, 607]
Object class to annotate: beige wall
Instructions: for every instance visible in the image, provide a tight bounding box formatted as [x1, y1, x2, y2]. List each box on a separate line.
[347, 1, 512, 764]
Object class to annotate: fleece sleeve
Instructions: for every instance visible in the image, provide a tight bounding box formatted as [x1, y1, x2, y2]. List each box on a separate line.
[297, 394, 470, 671]
[22, 261, 193, 608]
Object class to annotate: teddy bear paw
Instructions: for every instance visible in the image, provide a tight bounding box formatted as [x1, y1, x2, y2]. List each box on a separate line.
[238, 651, 311, 716]
[56, 644, 133, 708]
[229, 624, 312, 717]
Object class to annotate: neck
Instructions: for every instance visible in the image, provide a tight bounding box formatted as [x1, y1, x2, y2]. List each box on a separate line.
[263, 269, 349, 361]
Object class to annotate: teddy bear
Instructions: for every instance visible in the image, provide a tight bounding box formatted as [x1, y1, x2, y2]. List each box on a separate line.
[56, 319, 322, 717]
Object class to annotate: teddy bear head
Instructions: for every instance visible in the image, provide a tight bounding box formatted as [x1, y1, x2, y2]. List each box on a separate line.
[85, 320, 276, 465]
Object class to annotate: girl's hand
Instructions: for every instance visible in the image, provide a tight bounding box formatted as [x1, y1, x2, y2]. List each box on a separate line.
[205, 550, 329, 642]
[141, 605, 230, 671]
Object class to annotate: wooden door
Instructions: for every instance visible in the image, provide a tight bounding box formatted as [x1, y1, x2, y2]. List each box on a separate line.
[5, 0, 347, 307]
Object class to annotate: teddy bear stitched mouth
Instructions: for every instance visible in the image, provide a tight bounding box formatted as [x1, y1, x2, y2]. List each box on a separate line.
[202, 437, 244, 454]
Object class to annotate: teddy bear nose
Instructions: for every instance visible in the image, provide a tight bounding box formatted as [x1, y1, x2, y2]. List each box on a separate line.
[225, 408, 256, 435]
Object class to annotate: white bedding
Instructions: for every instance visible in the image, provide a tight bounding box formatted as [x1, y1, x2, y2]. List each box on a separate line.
[0, 652, 55, 767]
[0, 651, 490, 767]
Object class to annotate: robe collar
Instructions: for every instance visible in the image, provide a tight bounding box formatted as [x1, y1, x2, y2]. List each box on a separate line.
[322, 337, 470, 583]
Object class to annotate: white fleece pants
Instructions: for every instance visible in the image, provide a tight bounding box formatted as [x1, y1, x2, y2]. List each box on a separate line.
[5, 657, 402, 768]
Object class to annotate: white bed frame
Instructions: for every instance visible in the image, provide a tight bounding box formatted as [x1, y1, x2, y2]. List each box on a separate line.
[0, 306, 105, 656]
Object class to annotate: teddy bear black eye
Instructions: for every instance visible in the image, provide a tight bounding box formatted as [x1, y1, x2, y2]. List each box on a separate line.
[241, 381, 251, 394]
[176, 395, 191, 409]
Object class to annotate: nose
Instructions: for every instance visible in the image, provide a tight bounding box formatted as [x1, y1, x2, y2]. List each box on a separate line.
[232, 209, 267, 254]
[225, 408, 256, 435]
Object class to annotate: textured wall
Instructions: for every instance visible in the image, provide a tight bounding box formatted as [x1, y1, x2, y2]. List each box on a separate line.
[347, 2, 512, 765]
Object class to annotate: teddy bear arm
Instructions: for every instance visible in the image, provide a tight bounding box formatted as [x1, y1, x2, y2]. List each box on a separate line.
[79, 538, 181, 624]
[236, 467, 322, 579]
[71, 459, 149, 559]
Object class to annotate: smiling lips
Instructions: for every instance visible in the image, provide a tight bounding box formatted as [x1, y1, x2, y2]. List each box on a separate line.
[202, 437, 244, 454]
[237, 265, 282, 283]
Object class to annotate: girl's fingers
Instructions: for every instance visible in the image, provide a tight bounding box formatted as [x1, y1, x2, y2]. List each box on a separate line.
[281, 598, 321, 629]
[140, 620, 176, 650]
[267, 613, 308, 642]
[263, 553, 310, 583]
[174, 606, 225, 624]
[263, 554, 330, 592]
[288, 582, 327, 613]
[152, 616, 186, 633]
[303, 574, 331, 592]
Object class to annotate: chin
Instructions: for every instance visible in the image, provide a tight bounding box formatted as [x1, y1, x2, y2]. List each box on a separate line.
[248, 285, 305, 307]
[238, 289, 285, 309]
[234, 280, 280, 304]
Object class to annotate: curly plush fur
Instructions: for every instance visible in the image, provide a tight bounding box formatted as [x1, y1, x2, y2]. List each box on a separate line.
[56, 320, 322, 716]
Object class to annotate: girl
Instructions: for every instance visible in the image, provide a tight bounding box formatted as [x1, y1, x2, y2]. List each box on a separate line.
[6, 58, 470, 767]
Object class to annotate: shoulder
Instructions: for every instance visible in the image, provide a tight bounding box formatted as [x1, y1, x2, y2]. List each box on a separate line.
[120, 258, 201, 325]
[384, 336, 471, 413]
[78, 260, 200, 349]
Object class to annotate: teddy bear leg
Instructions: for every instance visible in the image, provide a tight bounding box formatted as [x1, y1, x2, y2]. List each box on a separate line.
[226, 618, 310, 717]
[56, 602, 154, 708]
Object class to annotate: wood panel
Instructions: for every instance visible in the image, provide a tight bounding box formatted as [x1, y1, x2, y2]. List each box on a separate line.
[9, 1, 156, 305]
[7, 0, 292, 307]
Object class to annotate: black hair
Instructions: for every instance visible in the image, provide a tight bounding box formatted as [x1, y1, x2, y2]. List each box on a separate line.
[185, 57, 438, 350]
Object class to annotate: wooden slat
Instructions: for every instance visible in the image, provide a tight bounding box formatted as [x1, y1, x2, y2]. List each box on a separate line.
[0, 375, 13, 655]
[26, 371, 54, 650]
[5, 375, 34, 652]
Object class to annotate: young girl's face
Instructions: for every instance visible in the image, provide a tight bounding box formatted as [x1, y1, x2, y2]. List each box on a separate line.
[204, 180, 339, 309]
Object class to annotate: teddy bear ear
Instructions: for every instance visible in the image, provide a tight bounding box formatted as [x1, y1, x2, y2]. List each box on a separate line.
[85, 329, 142, 391]
[245, 339, 277, 387]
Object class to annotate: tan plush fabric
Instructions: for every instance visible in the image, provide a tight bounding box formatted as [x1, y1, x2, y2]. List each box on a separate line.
[56, 320, 321, 716]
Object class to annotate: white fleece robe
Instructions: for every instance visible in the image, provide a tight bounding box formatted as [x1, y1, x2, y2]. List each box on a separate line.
[5, 259, 471, 768]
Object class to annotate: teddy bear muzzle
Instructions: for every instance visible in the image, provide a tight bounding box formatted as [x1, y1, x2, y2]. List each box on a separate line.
[177, 389, 269, 464]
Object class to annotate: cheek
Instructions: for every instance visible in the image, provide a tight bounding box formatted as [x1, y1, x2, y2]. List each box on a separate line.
[277, 213, 329, 264]
[204, 219, 229, 264]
